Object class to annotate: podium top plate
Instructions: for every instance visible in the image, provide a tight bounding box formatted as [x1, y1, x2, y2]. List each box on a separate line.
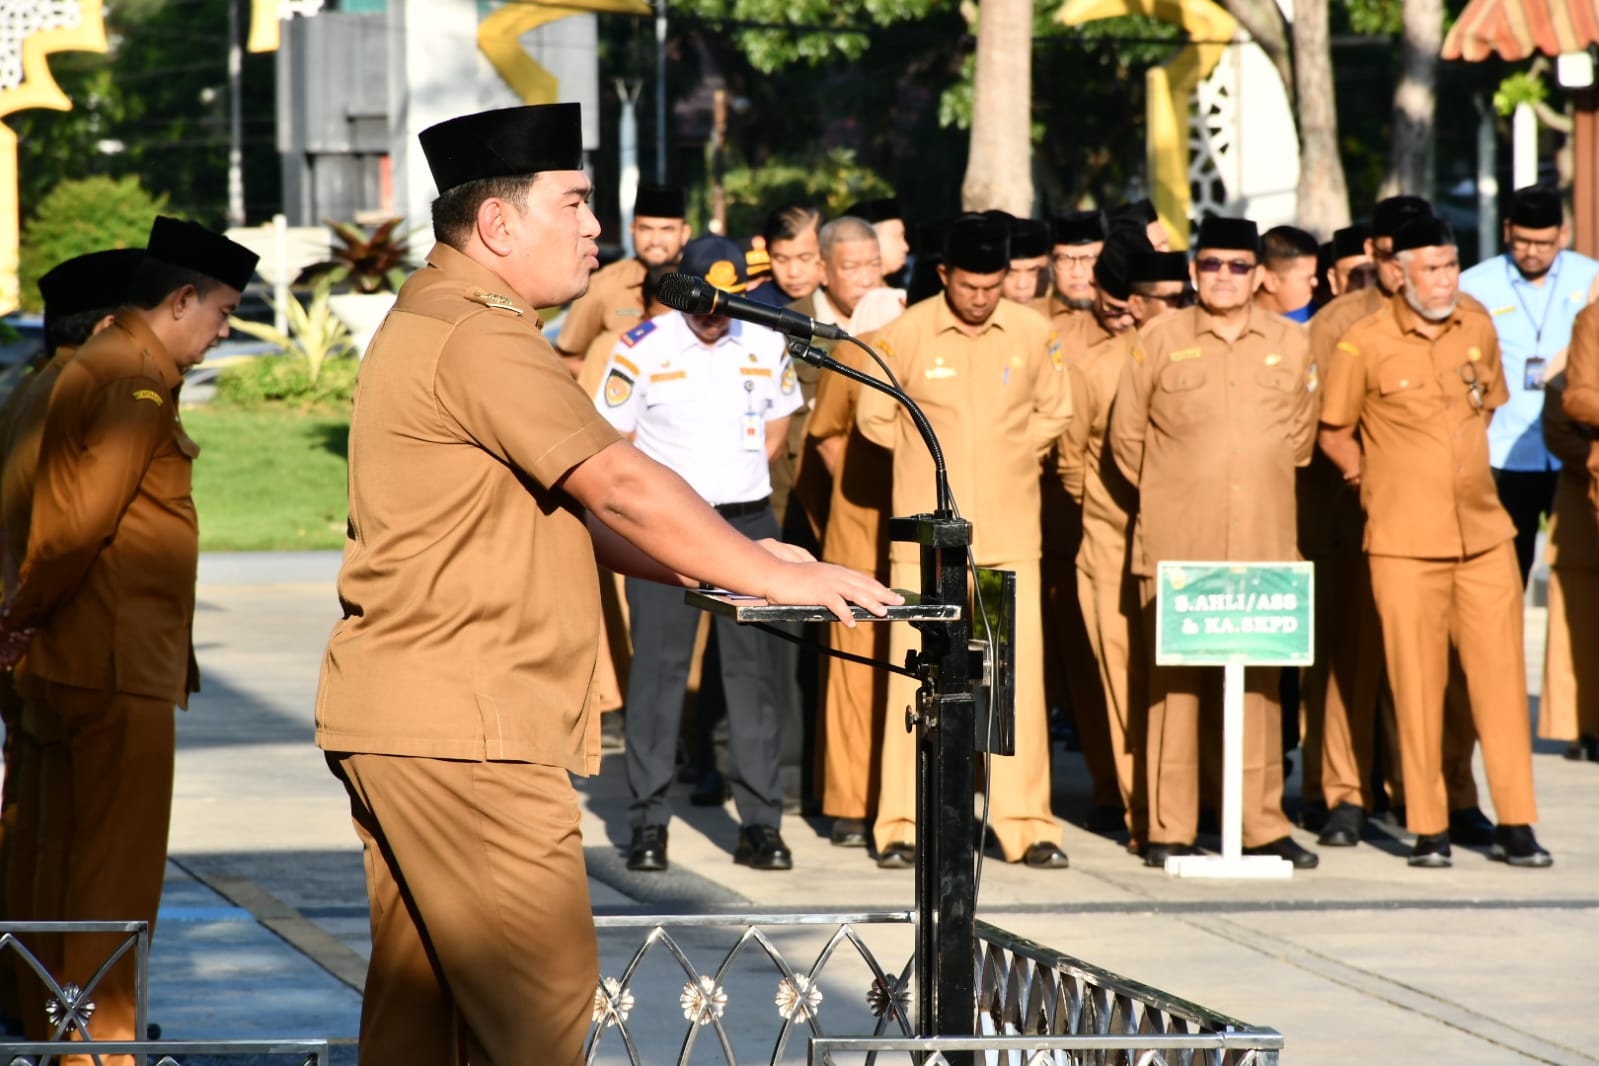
[686, 589, 961, 623]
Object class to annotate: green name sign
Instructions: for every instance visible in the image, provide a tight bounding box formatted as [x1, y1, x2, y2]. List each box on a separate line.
[1155, 561, 1315, 666]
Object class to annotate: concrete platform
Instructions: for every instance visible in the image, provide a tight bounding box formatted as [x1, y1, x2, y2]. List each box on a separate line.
[22, 551, 1594, 1064]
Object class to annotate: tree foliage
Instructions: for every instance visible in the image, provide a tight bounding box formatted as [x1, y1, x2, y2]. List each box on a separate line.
[671, 0, 946, 73]
[18, 176, 167, 313]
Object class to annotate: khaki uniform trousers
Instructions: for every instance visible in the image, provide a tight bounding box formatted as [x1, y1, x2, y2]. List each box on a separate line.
[1075, 563, 1147, 838]
[1368, 541, 1538, 836]
[818, 619, 888, 820]
[1139, 580, 1293, 848]
[1541, 566, 1599, 741]
[0, 673, 26, 1023]
[331, 753, 598, 1066]
[17, 677, 174, 1065]
[874, 557, 1061, 860]
[1043, 547, 1119, 810]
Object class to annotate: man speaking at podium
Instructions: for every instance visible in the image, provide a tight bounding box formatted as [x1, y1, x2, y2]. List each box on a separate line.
[314, 103, 898, 1066]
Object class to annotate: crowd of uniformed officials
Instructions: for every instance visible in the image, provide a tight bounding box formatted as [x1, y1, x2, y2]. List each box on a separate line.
[0, 98, 1594, 1065]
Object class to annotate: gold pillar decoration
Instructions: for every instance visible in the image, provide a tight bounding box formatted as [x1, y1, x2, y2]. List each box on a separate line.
[1055, 0, 1235, 249]
[0, 0, 108, 313]
[478, 0, 651, 106]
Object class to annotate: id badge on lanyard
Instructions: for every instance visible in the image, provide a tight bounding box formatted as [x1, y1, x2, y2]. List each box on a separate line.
[741, 379, 763, 451]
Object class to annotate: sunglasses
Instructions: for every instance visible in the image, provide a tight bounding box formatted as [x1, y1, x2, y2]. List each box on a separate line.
[1195, 257, 1255, 276]
[1143, 289, 1196, 309]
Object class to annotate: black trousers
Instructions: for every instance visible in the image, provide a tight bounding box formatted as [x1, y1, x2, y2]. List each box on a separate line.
[624, 506, 782, 830]
[1492, 467, 1558, 586]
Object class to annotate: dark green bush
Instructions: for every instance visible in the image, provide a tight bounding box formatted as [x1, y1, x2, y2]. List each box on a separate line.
[19, 176, 168, 312]
[213, 355, 357, 410]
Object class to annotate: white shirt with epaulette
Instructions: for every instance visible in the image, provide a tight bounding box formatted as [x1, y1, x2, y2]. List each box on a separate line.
[593, 311, 803, 505]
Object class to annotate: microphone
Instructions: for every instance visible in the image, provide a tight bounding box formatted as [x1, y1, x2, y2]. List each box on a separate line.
[657, 274, 847, 341]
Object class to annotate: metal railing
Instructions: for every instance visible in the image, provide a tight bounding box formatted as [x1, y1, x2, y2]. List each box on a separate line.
[0, 921, 331, 1066]
[585, 914, 1281, 1066]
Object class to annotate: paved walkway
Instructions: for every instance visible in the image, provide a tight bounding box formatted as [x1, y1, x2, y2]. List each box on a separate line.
[12, 551, 1596, 1064]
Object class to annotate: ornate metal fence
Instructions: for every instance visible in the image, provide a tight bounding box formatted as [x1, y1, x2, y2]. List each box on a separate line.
[585, 914, 1281, 1066]
[0, 921, 331, 1066]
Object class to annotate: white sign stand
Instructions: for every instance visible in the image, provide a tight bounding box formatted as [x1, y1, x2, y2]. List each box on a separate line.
[1165, 661, 1293, 879]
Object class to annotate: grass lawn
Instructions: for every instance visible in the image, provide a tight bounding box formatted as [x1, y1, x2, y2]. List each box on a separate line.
[184, 406, 349, 551]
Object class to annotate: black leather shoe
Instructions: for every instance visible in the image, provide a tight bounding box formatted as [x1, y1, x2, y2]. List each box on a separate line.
[876, 841, 915, 869]
[1408, 832, 1452, 867]
[1143, 841, 1197, 867]
[1086, 804, 1127, 834]
[830, 818, 868, 847]
[1317, 802, 1365, 847]
[1448, 805, 1495, 846]
[1298, 800, 1330, 832]
[1563, 733, 1599, 761]
[690, 769, 730, 807]
[1243, 836, 1319, 869]
[626, 825, 669, 871]
[1022, 842, 1070, 869]
[734, 825, 793, 870]
[1490, 824, 1552, 868]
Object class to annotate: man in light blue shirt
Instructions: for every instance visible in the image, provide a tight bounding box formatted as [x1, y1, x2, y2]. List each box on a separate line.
[1460, 185, 1599, 583]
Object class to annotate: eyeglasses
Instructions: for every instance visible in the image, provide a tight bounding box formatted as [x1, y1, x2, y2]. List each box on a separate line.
[1142, 289, 1195, 309]
[1195, 257, 1255, 276]
[1458, 363, 1484, 413]
[1509, 235, 1558, 252]
[1052, 252, 1098, 268]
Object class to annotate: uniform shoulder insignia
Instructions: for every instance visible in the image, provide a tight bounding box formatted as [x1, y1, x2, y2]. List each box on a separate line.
[466, 289, 522, 314]
[604, 367, 634, 407]
[621, 320, 657, 347]
[131, 388, 164, 407]
[1335, 340, 1360, 355]
[1047, 331, 1063, 371]
[780, 359, 797, 395]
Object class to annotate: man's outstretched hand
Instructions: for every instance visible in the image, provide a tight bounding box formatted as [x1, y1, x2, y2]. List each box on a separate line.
[760, 561, 903, 626]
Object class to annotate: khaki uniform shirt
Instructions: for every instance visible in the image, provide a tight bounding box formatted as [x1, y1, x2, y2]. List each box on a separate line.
[1300, 287, 1387, 557]
[1047, 293, 1085, 339]
[556, 257, 647, 357]
[1320, 293, 1515, 559]
[1058, 330, 1139, 580]
[856, 295, 1072, 565]
[9, 314, 201, 706]
[316, 243, 622, 773]
[0, 346, 76, 589]
[1109, 304, 1314, 577]
[1562, 302, 1599, 510]
[1543, 367, 1599, 570]
[808, 331, 891, 576]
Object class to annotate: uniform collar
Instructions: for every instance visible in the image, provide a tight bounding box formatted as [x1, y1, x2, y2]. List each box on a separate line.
[1388, 290, 1464, 337]
[934, 294, 1009, 336]
[1506, 250, 1562, 289]
[665, 309, 741, 352]
[424, 241, 539, 325]
[110, 310, 182, 391]
[1193, 303, 1271, 341]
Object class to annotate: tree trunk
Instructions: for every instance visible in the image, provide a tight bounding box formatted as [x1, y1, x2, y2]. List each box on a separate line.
[1292, 0, 1350, 235]
[1382, 0, 1442, 197]
[960, 0, 1034, 215]
[1219, 0, 1295, 109]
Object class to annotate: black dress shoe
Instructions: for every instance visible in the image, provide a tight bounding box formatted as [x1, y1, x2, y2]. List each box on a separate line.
[1086, 804, 1127, 834]
[1317, 802, 1365, 847]
[1563, 733, 1599, 761]
[690, 769, 730, 807]
[1408, 832, 1452, 868]
[1143, 841, 1197, 867]
[1448, 805, 1495, 846]
[1490, 824, 1552, 868]
[1298, 800, 1330, 832]
[876, 841, 915, 869]
[830, 817, 868, 847]
[1243, 836, 1319, 869]
[1021, 842, 1070, 869]
[626, 825, 669, 871]
[733, 825, 793, 870]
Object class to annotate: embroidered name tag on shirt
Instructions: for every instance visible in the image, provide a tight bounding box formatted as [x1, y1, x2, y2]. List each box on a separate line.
[1491, 305, 1516, 317]
[650, 370, 686, 383]
[1169, 347, 1203, 363]
[740, 367, 772, 377]
[925, 367, 958, 379]
[132, 389, 164, 407]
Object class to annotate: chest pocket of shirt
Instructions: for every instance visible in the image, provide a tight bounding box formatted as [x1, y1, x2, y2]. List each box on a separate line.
[1154, 362, 1208, 425]
[147, 425, 198, 503]
[642, 370, 691, 408]
[1158, 363, 1207, 394]
[1376, 362, 1439, 415]
[1255, 366, 1297, 392]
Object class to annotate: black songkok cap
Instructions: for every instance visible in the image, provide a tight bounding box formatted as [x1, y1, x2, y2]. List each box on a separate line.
[1371, 195, 1433, 239]
[1391, 216, 1455, 254]
[146, 216, 259, 292]
[944, 215, 1010, 274]
[1112, 199, 1159, 226]
[1051, 210, 1106, 247]
[1008, 218, 1051, 260]
[1095, 223, 1154, 299]
[1333, 223, 1369, 260]
[39, 248, 144, 335]
[846, 197, 903, 224]
[419, 103, 583, 194]
[634, 183, 685, 219]
[1194, 216, 1259, 254]
[1128, 251, 1190, 284]
[1510, 185, 1562, 229]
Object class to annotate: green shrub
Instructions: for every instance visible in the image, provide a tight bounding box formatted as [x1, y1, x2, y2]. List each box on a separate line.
[213, 355, 357, 410]
[714, 149, 893, 238]
[19, 176, 168, 312]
